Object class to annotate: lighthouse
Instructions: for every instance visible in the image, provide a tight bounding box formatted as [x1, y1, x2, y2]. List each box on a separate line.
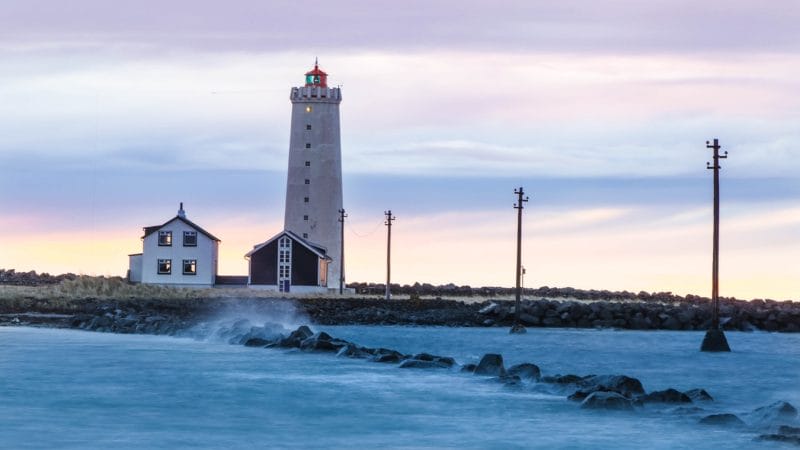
[283, 61, 343, 288]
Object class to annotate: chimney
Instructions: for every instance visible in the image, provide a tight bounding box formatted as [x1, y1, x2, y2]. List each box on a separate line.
[177, 202, 186, 219]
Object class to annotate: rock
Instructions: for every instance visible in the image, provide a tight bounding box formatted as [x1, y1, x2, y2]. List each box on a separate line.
[639, 388, 692, 404]
[398, 359, 451, 369]
[244, 337, 272, 347]
[699, 414, 746, 426]
[580, 375, 645, 398]
[749, 401, 798, 426]
[507, 363, 541, 381]
[460, 363, 477, 373]
[299, 331, 349, 352]
[277, 325, 314, 348]
[410, 353, 456, 367]
[371, 348, 405, 363]
[336, 344, 374, 359]
[757, 434, 800, 445]
[474, 354, 505, 376]
[479, 302, 498, 315]
[580, 392, 635, 411]
[541, 374, 585, 385]
[684, 388, 714, 402]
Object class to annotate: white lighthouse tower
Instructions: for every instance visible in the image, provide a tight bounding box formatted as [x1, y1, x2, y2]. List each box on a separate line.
[284, 60, 343, 288]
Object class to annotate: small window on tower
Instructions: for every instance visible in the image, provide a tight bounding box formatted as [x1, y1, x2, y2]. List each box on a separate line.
[304, 197, 309, 203]
[303, 233, 308, 238]
[305, 161, 311, 167]
[305, 143, 311, 149]
[303, 215, 308, 221]
[305, 105, 312, 113]
[305, 179, 310, 185]
[306, 124, 312, 130]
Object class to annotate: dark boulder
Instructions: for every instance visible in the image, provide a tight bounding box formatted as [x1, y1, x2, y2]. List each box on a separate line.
[244, 337, 272, 347]
[684, 388, 713, 402]
[749, 401, 798, 426]
[639, 388, 692, 404]
[461, 363, 477, 373]
[580, 375, 645, 398]
[541, 374, 585, 385]
[580, 391, 635, 411]
[398, 359, 451, 369]
[474, 354, 505, 376]
[336, 344, 374, 359]
[371, 348, 405, 363]
[299, 331, 349, 352]
[277, 325, 314, 348]
[507, 363, 541, 381]
[699, 413, 746, 426]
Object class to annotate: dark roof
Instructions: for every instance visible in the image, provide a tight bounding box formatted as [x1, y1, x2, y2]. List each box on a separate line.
[141, 216, 221, 242]
[245, 229, 330, 260]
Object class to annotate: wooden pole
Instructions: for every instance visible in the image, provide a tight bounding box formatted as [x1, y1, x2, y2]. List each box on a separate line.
[701, 138, 731, 352]
[511, 187, 528, 334]
[338, 208, 347, 295]
[384, 210, 395, 300]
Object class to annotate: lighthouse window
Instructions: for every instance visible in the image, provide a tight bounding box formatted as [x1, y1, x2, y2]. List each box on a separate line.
[183, 231, 197, 247]
[305, 105, 312, 113]
[158, 231, 172, 246]
[305, 161, 311, 167]
[303, 215, 309, 221]
[157, 259, 172, 275]
[306, 124, 312, 130]
[305, 143, 311, 149]
[303, 233, 308, 238]
[304, 197, 309, 203]
[305, 179, 310, 185]
[182, 259, 197, 275]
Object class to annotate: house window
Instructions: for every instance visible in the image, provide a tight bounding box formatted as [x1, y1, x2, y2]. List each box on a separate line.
[183, 231, 197, 247]
[183, 259, 197, 275]
[305, 143, 311, 149]
[305, 161, 310, 167]
[306, 124, 312, 130]
[303, 215, 309, 221]
[157, 259, 172, 274]
[305, 105, 312, 113]
[304, 197, 309, 203]
[158, 231, 172, 246]
[305, 179, 310, 185]
[278, 237, 292, 292]
[279, 250, 290, 264]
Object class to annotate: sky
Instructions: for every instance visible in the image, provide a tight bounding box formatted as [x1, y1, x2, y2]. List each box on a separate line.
[0, 1, 798, 300]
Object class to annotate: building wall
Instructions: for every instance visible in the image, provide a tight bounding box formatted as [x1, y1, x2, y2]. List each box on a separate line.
[249, 241, 277, 285]
[140, 218, 218, 286]
[128, 254, 143, 283]
[284, 85, 343, 288]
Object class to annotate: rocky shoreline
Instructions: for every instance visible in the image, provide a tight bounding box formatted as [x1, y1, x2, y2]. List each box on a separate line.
[2, 294, 800, 333]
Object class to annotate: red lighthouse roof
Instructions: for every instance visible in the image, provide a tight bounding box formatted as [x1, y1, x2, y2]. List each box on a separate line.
[304, 59, 328, 88]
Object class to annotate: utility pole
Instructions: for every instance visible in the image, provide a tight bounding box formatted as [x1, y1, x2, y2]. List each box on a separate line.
[700, 138, 731, 352]
[384, 210, 395, 301]
[338, 208, 347, 295]
[511, 187, 528, 334]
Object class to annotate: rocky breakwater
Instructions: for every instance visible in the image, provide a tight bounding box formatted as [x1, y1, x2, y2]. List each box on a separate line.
[478, 298, 800, 332]
[239, 323, 800, 443]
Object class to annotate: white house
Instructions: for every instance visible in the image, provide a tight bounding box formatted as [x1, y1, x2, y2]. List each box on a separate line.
[128, 203, 220, 287]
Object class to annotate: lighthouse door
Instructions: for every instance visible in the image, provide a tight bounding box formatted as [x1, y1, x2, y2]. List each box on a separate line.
[278, 237, 292, 292]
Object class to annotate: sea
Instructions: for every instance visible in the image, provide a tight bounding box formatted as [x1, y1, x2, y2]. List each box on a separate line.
[1, 323, 799, 449]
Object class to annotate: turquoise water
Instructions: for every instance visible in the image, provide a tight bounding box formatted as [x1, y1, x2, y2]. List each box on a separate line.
[1, 325, 798, 449]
